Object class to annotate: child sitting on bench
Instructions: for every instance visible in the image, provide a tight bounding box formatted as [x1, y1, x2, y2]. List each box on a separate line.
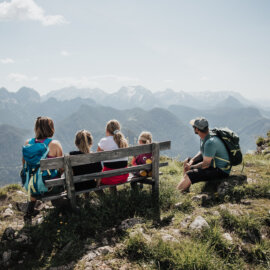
[132, 131, 153, 177]
[70, 130, 102, 192]
[97, 120, 129, 191]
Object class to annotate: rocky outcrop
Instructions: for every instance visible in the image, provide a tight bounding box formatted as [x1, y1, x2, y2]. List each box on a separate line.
[256, 131, 270, 155]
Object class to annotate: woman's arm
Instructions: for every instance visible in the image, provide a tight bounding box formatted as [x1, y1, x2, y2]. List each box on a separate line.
[50, 140, 64, 174]
[97, 146, 104, 152]
[22, 139, 29, 165]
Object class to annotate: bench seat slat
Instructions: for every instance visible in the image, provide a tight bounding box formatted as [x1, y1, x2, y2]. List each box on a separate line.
[74, 175, 155, 195]
[41, 191, 67, 202]
[44, 162, 168, 187]
[40, 141, 171, 170]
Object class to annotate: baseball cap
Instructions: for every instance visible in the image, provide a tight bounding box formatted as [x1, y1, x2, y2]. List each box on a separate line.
[190, 117, 209, 130]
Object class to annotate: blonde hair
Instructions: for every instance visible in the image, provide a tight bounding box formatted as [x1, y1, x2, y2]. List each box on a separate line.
[75, 130, 93, 153]
[35, 116, 55, 139]
[106, 119, 128, 148]
[138, 131, 153, 144]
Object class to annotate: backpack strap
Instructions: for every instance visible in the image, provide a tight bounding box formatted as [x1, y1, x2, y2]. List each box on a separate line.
[28, 138, 36, 145]
[43, 138, 52, 147]
[213, 156, 231, 171]
[40, 139, 52, 160]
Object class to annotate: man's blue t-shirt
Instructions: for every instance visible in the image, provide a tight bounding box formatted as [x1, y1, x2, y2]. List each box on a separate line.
[200, 134, 231, 174]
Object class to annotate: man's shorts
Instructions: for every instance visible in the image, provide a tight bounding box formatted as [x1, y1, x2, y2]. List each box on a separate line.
[186, 166, 229, 184]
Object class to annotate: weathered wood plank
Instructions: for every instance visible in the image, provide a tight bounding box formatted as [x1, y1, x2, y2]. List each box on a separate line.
[40, 156, 64, 170]
[75, 175, 149, 195]
[73, 162, 168, 184]
[64, 155, 76, 210]
[44, 162, 168, 187]
[41, 192, 67, 202]
[40, 141, 170, 169]
[45, 177, 65, 187]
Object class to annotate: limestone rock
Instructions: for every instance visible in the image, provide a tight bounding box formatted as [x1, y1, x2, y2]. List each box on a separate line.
[189, 216, 209, 230]
[247, 178, 256, 184]
[161, 233, 179, 243]
[174, 202, 184, 209]
[223, 233, 233, 243]
[36, 217, 44, 224]
[16, 202, 28, 212]
[118, 218, 144, 230]
[3, 208, 13, 218]
[84, 251, 97, 261]
[212, 210, 220, 216]
[262, 148, 270, 155]
[97, 246, 114, 255]
[180, 215, 192, 229]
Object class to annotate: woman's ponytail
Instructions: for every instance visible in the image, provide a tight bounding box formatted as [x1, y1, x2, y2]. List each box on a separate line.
[75, 130, 93, 153]
[106, 120, 128, 148]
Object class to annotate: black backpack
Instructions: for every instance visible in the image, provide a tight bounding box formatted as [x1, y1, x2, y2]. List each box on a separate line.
[210, 128, 242, 166]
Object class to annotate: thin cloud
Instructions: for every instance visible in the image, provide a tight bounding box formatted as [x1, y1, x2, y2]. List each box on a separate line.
[0, 0, 68, 26]
[60, 50, 70, 57]
[50, 75, 140, 88]
[0, 58, 14, 64]
[163, 79, 174, 83]
[200, 76, 210, 81]
[8, 73, 38, 82]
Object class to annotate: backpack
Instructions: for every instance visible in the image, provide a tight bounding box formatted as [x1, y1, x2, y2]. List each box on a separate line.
[21, 138, 59, 199]
[210, 128, 243, 166]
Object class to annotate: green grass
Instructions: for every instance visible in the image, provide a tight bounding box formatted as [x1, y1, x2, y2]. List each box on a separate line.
[220, 209, 262, 243]
[0, 155, 270, 269]
[121, 233, 234, 270]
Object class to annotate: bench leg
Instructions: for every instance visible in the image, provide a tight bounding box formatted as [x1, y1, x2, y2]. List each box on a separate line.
[152, 182, 161, 222]
[152, 143, 161, 223]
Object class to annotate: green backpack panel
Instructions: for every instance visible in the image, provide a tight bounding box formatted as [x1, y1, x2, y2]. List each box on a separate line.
[210, 128, 243, 166]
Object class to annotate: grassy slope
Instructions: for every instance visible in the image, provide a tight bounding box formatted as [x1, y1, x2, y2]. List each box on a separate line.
[0, 154, 269, 270]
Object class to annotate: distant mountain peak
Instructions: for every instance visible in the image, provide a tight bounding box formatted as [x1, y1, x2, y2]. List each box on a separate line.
[216, 95, 244, 108]
[16, 86, 40, 103]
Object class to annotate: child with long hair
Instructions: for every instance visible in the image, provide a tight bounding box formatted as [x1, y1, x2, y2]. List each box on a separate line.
[97, 120, 129, 187]
[70, 130, 102, 191]
[132, 131, 153, 177]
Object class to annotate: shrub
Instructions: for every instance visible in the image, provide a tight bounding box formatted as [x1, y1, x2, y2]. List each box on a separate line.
[122, 233, 152, 261]
[256, 137, 265, 147]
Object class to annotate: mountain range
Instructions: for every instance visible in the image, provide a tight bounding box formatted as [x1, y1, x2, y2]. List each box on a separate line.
[0, 86, 269, 186]
[42, 85, 258, 110]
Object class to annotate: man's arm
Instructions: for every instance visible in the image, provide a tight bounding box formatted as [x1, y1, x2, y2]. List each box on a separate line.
[189, 152, 203, 165]
[190, 156, 212, 170]
[184, 152, 203, 172]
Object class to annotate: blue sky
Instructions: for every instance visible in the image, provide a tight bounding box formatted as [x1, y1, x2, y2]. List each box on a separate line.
[0, 0, 269, 99]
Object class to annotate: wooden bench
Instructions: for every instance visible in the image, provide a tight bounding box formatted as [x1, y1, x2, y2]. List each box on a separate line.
[40, 141, 171, 218]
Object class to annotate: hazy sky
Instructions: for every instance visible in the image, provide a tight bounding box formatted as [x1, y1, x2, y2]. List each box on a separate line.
[0, 0, 269, 98]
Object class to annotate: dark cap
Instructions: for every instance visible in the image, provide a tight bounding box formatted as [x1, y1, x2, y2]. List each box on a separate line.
[190, 117, 209, 130]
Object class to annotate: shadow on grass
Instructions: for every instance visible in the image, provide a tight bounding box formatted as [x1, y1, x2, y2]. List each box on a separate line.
[0, 186, 159, 269]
